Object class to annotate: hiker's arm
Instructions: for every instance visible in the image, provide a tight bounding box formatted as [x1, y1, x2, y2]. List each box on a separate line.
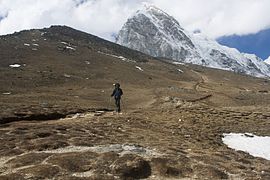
[120, 89, 123, 96]
[111, 90, 115, 97]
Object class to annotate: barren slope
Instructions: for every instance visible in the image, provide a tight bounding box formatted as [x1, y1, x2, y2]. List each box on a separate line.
[0, 26, 270, 179]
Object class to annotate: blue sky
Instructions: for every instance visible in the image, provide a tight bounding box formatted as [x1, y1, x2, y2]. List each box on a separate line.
[218, 28, 270, 60]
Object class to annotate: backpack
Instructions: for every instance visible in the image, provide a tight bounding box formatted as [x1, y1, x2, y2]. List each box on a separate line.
[114, 88, 122, 98]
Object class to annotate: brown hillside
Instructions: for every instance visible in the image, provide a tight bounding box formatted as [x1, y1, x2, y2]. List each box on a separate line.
[0, 26, 270, 179]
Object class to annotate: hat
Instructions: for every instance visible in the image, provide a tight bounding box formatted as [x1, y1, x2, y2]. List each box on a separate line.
[115, 83, 120, 87]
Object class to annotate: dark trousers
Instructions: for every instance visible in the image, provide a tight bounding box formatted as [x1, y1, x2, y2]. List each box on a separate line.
[115, 98, 121, 112]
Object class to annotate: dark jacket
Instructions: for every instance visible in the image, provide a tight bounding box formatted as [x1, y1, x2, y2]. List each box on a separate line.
[111, 88, 123, 99]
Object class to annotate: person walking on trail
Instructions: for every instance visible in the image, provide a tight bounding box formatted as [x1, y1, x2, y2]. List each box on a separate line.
[111, 83, 123, 113]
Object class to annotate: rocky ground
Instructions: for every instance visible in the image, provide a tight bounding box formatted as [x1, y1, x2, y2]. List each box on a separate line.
[1, 26, 270, 179]
[1, 100, 270, 179]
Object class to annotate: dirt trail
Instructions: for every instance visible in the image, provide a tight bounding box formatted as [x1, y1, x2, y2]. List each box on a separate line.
[191, 70, 210, 92]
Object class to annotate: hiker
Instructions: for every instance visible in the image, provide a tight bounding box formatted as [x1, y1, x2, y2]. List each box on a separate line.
[111, 83, 123, 113]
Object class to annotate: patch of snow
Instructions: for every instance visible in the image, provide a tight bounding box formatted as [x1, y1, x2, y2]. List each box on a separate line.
[43, 39, 47, 41]
[61, 41, 68, 45]
[39, 144, 162, 157]
[63, 113, 94, 120]
[85, 61, 90, 65]
[98, 51, 117, 58]
[66, 46, 75, 50]
[118, 56, 126, 60]
[97, 51, 135, 63]
[32, 43, 39, 46]
[64, 74, 71, 78]
[223, 133, 270, 160]
[9, 64, 21, 68]
[32, 39, 36, 42]
[72, 171, 94, 178]
[177, 69, 183, 73]
[24, 43, 30, 46]
[41, 146, 92, 154]
[173, 62, 185, 65]
[135, 66, 143, 71]
[118, 56, 135, 62]
[32, 48, 38, 51]
[2, 92, 11, 95]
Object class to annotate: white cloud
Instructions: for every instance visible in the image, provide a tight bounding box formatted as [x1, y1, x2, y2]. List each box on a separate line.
[151, 0, 270, 38]
[0, 0, 270, 41]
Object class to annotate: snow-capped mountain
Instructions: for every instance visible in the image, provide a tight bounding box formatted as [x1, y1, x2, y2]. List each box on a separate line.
[116, 5, 270, 78]
[265, 56, 270, 65]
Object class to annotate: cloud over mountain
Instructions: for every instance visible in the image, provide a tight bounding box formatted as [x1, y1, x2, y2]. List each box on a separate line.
[0, 0, 270, 40]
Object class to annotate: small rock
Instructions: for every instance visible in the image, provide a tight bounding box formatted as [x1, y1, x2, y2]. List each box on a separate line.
[164, 96, 172, 102]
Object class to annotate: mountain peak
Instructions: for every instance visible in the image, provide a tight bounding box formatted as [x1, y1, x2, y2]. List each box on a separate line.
[134, 4, 181, 28]
[139, 3, 170, 16]
[117, 6, 270, 78]
[116, 6, 195, 61]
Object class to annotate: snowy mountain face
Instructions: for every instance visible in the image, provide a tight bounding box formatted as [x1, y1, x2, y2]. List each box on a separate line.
[116, 6, 270, 78]
[265, 56, 270, 65]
